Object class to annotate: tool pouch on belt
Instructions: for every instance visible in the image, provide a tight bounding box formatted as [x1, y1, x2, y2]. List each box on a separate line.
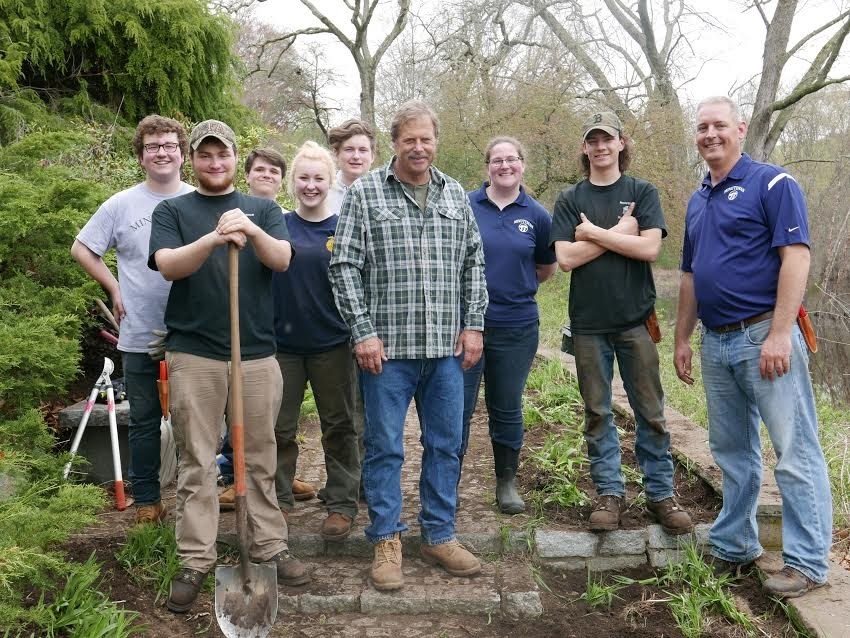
[797, 305, 817, 353]
[645, 308, 662, 343]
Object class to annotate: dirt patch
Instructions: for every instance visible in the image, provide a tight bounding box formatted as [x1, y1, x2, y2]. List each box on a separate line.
[519, 413, 722, 530]
[497, 566, 797, 638]
[64, 534, 224, 638]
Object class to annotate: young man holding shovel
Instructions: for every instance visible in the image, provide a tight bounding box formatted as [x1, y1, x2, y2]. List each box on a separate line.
[550, 112, 693, 536]
[72, 115, 194, 525]
[148, 120, 309, 613]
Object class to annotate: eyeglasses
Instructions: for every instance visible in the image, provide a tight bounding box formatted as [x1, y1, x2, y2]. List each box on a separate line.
[143, 142, 179, 154]
[487, 156, 523, 166]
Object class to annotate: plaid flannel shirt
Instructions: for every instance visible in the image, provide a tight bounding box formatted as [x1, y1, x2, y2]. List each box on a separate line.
[329, 159, 487, 359]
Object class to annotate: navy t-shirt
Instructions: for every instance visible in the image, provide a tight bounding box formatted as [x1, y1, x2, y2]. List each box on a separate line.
[468, 184, 556, 328]
[681, 154, 810, 329]
[273, 212, 350, 354]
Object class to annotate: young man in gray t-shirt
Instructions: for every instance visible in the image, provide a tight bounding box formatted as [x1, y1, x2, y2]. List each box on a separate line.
[71, 115, 193, 524]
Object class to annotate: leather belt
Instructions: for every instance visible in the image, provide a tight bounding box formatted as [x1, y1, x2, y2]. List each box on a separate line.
[709, 311, 774, 333]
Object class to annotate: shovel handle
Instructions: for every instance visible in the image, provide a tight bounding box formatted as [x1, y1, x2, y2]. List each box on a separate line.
[229, 244, 250, 584]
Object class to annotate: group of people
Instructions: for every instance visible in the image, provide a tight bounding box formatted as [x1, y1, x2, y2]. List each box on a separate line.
[71, 96, 831, 614]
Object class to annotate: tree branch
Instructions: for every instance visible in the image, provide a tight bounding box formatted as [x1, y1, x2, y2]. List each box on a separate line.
[786, 10, 850, 61]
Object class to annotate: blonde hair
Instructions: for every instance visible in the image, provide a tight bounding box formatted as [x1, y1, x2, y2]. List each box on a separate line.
[286, 141, 336, 198]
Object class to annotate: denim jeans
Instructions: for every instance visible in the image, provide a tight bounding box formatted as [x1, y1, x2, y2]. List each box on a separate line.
[573, 324, 674, 502]
[700, 319, 831, 583]
[122, 352, 163, 505]
[461, 322, 539, 455]
[360, 357, 463, 545]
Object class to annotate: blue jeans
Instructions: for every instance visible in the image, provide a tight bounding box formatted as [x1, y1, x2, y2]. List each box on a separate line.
[461, 322, 538, 455]
[701, 319, 831, 583]
[573, 324, 674, 502]
[360, 357, 463, 545]
[122, 352, 162, 505]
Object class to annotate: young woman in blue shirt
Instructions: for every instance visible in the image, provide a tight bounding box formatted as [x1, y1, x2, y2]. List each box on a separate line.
[461, 137, 557, 514]
[273, 141, 360, 540]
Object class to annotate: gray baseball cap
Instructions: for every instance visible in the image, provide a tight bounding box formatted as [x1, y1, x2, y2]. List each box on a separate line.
[189, 119, 236, 150]
[582, 112, 623, 140]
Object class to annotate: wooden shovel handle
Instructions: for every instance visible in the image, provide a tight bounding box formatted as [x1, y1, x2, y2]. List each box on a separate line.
[229, 245, 245, 500]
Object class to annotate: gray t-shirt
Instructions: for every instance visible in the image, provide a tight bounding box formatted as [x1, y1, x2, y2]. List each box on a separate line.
[76, 181, 195, 352]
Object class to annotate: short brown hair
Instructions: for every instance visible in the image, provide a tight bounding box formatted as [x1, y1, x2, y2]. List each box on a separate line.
[133, 115, 188, 158]
[245, 148, 287, 176]
[579, 132, 633, 177]
[390, 101, 439, 142]
[328, 119, 376, 154]
[484, 136, 526, 164]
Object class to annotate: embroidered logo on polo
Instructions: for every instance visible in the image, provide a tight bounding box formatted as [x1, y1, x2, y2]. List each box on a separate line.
[619, 201, 633, 216]
[514, 218, 533, 233]
[724, 185, 745, 201]
[326, 235, 335, 252]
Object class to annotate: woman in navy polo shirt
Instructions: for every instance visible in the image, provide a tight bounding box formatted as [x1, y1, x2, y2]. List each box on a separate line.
[462, 137, 557, 514]
[273, 141, 360, 541]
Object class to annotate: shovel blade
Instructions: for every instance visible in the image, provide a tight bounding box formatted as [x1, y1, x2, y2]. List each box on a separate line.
[215, 562, 278, 638]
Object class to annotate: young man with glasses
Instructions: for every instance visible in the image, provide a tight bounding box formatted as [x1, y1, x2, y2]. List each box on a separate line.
[72, 115, 194, 526]
[550, 112, 693, 536]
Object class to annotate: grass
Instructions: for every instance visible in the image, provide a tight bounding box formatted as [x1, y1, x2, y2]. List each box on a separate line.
[614, 544, 756, 638]
[35, 553, 142, 638]
[581, 573, 623, 609]
[117, 522, 219, 602]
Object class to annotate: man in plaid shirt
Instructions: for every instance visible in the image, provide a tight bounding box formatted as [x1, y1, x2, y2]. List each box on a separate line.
[329, 101, 487, 591]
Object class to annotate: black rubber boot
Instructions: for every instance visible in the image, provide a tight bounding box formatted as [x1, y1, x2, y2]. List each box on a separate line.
[492, 442, 525, 515]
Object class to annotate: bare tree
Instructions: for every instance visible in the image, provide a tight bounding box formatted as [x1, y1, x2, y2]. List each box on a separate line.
[234, 14, 338, 133]
[255, 0, 411, 128]
[743, 0, 850, 160]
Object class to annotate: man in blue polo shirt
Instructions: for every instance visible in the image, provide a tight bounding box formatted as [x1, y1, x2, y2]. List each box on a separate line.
[674, 96, 831, 599]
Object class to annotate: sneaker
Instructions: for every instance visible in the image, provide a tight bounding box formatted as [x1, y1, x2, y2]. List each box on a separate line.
[320, 512, 353, 542]
[292, 478, 316, 501]
[763, 566, 827, 599]
[588, 495, 624, 532]
[420, 539, 481, 577]
[265, 550, 311, 586]
[218, 485, 235, 511]
[709, 556, 754, 579]
[167, 568, 206, 613]
[371, 534, 403, 591]
[135, 502, 167, 525]
[646, 497, 694, 535]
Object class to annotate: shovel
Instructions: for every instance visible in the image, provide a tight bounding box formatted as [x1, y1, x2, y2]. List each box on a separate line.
[215, 244, 278, 638]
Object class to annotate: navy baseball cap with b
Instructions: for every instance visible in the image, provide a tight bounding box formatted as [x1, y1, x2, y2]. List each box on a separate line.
[189, 119, 236, 150]
[582, 112, 623, 140]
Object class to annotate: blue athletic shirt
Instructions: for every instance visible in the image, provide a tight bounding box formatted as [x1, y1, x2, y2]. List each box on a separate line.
[681, 154, 810, 329]
[273, 212, 350, 354]
[468, 183, 556, 328]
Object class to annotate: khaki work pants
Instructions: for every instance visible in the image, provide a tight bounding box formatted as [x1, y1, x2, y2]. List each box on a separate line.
[167, 351, 287, 572]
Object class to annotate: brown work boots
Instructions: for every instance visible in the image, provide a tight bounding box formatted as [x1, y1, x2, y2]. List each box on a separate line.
[371, 534, 404, 591]
[420, 539, 481, 576]
[135, 501, 167, 525]
[646, 497, 694, 535]
[588, 495, 625, 531]
[320, 512, 353, 541]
